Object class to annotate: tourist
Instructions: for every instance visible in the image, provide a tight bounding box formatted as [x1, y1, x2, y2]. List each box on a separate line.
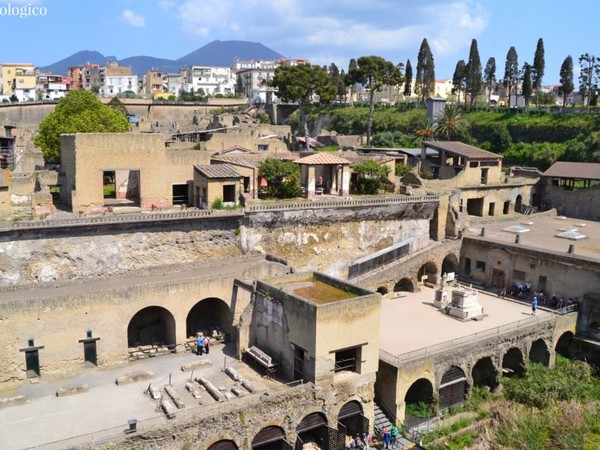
[196, 335, 204, 355]
[499, 286, 507, 298]
[390, 424, 398, 445]
[532, 297, 538, 316]
[204, 336, 211, 354]
[382, 429, 391, 449]
[355, 434, 365, 449]
[362, 432, 372, 449]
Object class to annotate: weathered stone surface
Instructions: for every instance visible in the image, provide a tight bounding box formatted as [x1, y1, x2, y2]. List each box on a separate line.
[0, 395, 27, 409]
[115, 371, 154, 385]
[55, 384, 89, 397]
[180, 359, 212, 372]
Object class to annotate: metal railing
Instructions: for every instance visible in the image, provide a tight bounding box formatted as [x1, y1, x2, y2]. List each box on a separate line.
[380, 314, 556, 366]
[244, 195, 439, 213]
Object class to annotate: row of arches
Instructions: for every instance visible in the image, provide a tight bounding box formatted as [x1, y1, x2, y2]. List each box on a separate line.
[403, 334, 574, 418]
[127, 297, 230, 348]
[377, 254, 459, 295]
[206, 401, 366, 450]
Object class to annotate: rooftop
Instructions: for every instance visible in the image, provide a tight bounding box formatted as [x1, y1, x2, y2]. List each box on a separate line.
[295, 153, 351, 165]
[380, 286, 549, 359]
[424, 141, 502, 161]
[194, 164, 241, 179]
[464, 214, 600, 262]
[542, 161, 600, 180]
[211, 152, 298, 169]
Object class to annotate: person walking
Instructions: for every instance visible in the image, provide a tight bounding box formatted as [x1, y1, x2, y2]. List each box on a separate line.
[382, 429, 391, 449]
[204, 336, 211, 355]
[532, 297, 538, 316]
[196, 335, 204, 355]
[390, 424, 398, 446]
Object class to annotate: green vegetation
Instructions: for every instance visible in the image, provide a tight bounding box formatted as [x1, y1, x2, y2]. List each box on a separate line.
[252, 111, 271, 124]
[212, 198, 223, 209]
[352, 158, 390, 194]
[34, 90, 129, 160]
[406, 401, 433, 418]
[258, 158, 301, 199]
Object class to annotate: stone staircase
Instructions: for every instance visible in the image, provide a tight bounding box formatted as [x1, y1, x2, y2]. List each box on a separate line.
[373, 402, 417, 450]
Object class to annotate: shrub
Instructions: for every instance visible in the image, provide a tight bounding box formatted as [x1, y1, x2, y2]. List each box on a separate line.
[212, 198, 223, 210]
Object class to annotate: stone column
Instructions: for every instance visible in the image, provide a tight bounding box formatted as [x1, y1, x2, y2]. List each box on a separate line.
[340, 165, 350, 196]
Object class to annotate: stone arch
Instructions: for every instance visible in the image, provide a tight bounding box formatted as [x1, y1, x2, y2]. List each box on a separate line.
[472, 357, 499, 390]
[439, 366, 468, 410]
[529, 339, 550, 366]
[404, 378, 434, 419]
[418, 261, 438, 285]
[376, 286, 389, 295]
[127, 306, 176, 349]
[441, 254, 459, 276]
[502, 347, 525, 376]
[186, 297, 230, 338]
[515, 194, 522, 213]
[251, 425, 287, 450]
[208, 440, 240, 450]
[337, 400, 365, 440]
[555, 331, 578, 359]
[393, 278, 414, 292]
[296, 412, 329, 448]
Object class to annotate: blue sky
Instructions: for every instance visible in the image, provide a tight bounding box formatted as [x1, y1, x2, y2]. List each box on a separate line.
[1, 0, 598, 85]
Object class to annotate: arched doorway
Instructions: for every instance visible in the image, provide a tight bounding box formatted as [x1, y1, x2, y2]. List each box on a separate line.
[376, 286, 389, 295]
[127, 306, 176, 349]
[439, 366, 467, 410]
[404, 378, 434, 421]
[556, 331, 578, 359]
[529, 339, 550, 366]
[393, 278, 414, 292]
[251, 426, 288, 450]
[296, 412, 328, 449]
[502, 347, 525, 376]
[417, 261, 438, 285]
[515, 195, 522, 213]
[441, 254, 459, 276]
[208, 440, 239, 450]
[472, 357, 498, 390]
[338, 401, 368, 441]
[186, 297, 230, 339]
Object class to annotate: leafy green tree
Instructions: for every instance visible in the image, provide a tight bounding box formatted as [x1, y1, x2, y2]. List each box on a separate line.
[235, 76, 244, 98]
[403, 59, 413, 98]
[559, 55, 575, 111]
[578, 53, 600, 111]
[372, 131, 414, 148]
[489, 124, 512, 151]
[503, 46, 520, 108]
[107, 96, 128, 117]
[328, 63, 346, 102]
[9, 94, 18, 103]
[465, 39, 483, 109]
[452, 60, 466, 107]
[269, 64, 335, 151]
[34, 90, 129, 160]
[415, 38, 435, 104]
[352, 158, 390, 194]
[434, 104, 468, 140]
[484, 57, 497, 106]
[347, 56, 402, 146]
[532, 38, 545, 107]
[521, 63, 533, 111]
[258, 158, 301, 199]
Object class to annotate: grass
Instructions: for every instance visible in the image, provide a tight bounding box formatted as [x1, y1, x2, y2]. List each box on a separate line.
[292, 279, 358, 304]
[103, 184, 116, 198]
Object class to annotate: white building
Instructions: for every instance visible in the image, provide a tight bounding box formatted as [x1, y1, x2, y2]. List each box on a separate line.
[102, 75, 139, 96]
[186, 66, 236, 96]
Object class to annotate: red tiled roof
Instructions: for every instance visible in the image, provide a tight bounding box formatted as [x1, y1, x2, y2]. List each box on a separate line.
[295, 153, 351, 165]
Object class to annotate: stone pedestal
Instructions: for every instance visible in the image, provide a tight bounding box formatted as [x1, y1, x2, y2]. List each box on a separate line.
[446, 288, 484, 320]
[433, 289, 449, 309]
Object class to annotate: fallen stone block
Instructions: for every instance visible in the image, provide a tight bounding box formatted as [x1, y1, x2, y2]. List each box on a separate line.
[224, 392, 233, 400]
[0, 395, 27, 409]
[147, 384, 161, 400]
[162, 399, 177, 418]
[225, 366, 242, 381]
[180, 359, 212, 371]
[164, 385, 185, 409]
[115, 371, 154, 385]
[231, 387, 244, 397]
[242, 379, 255, 393]
[192, 390, 201, 399]
[56, 384, 89, 397]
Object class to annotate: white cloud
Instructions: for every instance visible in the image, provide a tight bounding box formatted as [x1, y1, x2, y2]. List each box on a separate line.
[158, 0, 176, 12]
[121, 10, 146, 27]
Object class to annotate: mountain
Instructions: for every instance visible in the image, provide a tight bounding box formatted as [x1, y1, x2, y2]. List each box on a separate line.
[42, 50, 118, 75]
[40, 40, 284, 76]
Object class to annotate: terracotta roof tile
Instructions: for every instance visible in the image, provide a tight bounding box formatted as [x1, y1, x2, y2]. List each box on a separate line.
[194, 164, 242, 179]
[295, 153, 351, 165]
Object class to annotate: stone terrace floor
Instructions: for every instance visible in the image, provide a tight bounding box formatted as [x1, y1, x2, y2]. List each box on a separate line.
[379, 286, 551, 359]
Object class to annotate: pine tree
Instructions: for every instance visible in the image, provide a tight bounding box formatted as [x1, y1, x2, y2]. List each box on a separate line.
[578, 53, 600, 111]
[403, 59, 413, 98]
[415, 38, 435, 104]
[503, 46, 519, 108]
[558, 55, 574, 111]
[532, 38, 545, 107]
[484, 57, 497, 106]
[452, 60, 466, 107]
[521, 63, 533, 111]
[465, 39, 483, 108]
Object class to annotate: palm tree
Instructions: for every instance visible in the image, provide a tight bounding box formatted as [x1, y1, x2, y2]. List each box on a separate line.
[413, 116, 435, 145]
[434, 104, 468, 141]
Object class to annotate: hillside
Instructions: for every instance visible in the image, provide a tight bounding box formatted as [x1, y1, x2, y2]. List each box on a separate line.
[40, 40, 284, 75]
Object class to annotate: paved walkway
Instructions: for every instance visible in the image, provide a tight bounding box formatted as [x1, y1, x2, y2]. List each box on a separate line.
[0, 343, 272, 450]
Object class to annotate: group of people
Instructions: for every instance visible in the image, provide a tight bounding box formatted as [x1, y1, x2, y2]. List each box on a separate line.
[381, 425, 399, 449]
[499, 282, 579, 314]
[196, 334, 211, 355]
[346, 432, 372, 449]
